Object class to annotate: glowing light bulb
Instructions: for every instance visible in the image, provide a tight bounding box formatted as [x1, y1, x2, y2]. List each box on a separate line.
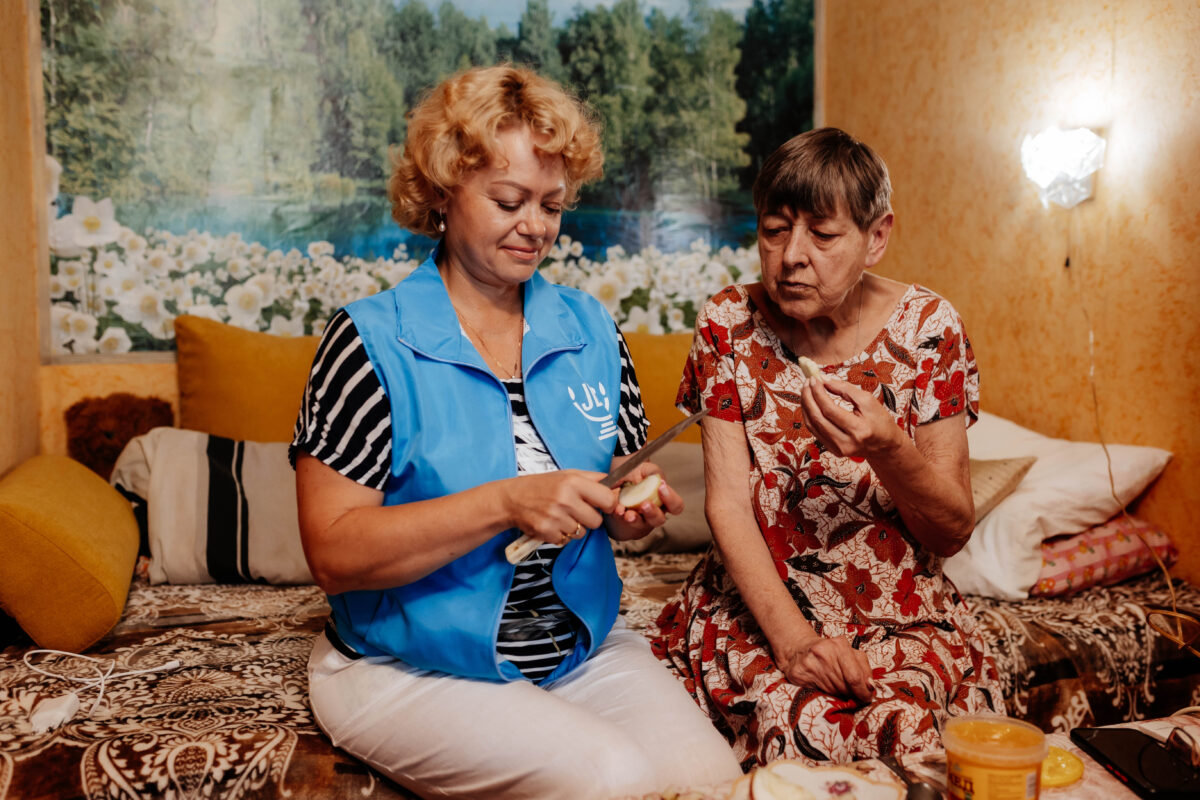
[1020, 127, 1106, 209]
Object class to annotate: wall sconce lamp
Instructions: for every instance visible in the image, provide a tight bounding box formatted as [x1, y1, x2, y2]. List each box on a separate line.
[1020, 126, 1106, 209]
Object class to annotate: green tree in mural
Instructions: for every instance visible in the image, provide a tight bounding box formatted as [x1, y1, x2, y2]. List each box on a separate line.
[560, 0, 658, 208]
[302, 0, 406, 187]
[514, 0, 563, 81]
[383, 2, 496, 115]
[436, 2, 499, 72]
[42, 0, 194, 200]
[736, 0, 814, 183]
[648, 0, 748, 200]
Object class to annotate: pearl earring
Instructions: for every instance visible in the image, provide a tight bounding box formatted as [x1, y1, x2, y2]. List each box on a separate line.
[437, 216, 446, 233]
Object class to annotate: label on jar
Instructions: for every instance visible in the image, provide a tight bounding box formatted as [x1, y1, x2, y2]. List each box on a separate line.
[946, 755, 1040, 800]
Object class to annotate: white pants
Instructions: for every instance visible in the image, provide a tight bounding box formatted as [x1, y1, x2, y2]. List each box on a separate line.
[307, 620, 743, 799]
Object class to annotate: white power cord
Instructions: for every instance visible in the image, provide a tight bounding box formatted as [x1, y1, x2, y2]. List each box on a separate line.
[23, 649, 181, 732]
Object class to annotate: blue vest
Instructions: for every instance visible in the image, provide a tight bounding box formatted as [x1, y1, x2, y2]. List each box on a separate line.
[329, 255, 624, 682]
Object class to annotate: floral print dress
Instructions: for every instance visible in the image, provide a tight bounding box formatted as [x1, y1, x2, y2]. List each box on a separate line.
[651, 283, 1003, 770]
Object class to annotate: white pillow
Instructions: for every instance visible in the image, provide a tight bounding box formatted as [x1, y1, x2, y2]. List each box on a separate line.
[111, 428, 312, 585]
[944, 412, 1171, 599]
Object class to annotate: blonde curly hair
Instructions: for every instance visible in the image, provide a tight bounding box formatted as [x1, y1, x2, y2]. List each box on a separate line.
[389, 64, 604, 239]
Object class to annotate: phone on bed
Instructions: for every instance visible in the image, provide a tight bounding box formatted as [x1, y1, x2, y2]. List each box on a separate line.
[1070, 726, 1200, 799]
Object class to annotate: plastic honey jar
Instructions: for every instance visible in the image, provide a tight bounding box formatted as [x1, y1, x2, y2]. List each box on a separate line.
[943, 714, 1048, 800]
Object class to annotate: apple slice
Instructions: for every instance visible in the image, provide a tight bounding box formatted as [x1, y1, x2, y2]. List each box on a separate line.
[749, 767, 817, 800]
[618, 474, 663, 508]
[797, 355, 823, 380]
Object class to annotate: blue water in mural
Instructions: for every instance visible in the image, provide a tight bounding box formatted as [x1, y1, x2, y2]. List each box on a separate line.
[115, 195, 759, 261]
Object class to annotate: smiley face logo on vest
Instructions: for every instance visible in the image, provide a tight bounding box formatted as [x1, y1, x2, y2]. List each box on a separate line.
[568, 383, 618, 441]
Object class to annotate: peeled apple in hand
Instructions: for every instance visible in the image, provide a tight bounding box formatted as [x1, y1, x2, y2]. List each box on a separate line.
[797, 356, 822, 379]
[618, 474, 663, 508]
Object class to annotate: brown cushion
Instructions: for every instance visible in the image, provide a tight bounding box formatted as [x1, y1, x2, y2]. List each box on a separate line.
[0, 455, 139, 651]
[174, 316, 319, 442]
[969, 456, 1038, 522]
[622, 332, 699, 444]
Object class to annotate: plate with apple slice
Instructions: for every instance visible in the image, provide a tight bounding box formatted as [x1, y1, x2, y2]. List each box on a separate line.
[746, 760, 904, 800]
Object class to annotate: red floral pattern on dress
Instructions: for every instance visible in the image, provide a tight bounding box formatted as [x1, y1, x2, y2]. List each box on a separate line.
[653, 283, 1000, 770]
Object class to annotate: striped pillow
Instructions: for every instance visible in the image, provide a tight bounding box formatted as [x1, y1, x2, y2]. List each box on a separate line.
[110, 428, 312, 585]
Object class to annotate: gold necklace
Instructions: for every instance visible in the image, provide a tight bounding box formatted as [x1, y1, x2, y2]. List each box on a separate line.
[850, 276, 864, 358]
[455, 309, 523, 379]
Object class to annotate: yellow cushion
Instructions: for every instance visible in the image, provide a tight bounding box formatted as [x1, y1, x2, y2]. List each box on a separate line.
[0, 455, 139, 651]
[175, 316, 320, 442]
[623, 332, 700, 444]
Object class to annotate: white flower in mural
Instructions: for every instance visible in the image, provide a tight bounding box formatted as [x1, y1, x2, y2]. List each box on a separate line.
[224, 282, 265, 329]
[307, 240, 335, 259]
[143, 248, 175, 275]
[666, 305, 686, 332]
[53, 196, 120, 251]
[298, 280, 322, 302]
[65, 310, 99, 352]
[180, 238, 212, 268]
[98, 267, 140, 302]
[48, 218, 87, 258]
[621, 305, 664, 335]
[94, 251, 125, 275]
[96, 327, 133, 354]
[115, 285, 168, 329]
[540, 260, 567, 283]
[183, 304, 224, 323]
[582, 272, 624, 315]
[50, 305, 73, 347]
[228, 257, 251, 279]
[147, 315, 177, 340]
[125, 233, 148, 257]
[344, 272, 380, 301]
[59, 268, 86, 295]
[267, 314, 305, 337]
[247, 272, 277, 304]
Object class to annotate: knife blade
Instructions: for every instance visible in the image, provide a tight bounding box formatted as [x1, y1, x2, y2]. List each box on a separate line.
[505, 407, 709, 563]
[600, 407, 708, 487]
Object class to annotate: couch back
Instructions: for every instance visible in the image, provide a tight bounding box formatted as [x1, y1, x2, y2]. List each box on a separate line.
[39, 323, 700, 456]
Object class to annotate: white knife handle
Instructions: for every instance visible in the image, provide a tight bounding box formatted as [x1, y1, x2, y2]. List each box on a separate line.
[505, 534, 542, 564]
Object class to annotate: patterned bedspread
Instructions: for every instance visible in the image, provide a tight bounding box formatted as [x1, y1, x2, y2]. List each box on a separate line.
[1, 554, 1197, 800]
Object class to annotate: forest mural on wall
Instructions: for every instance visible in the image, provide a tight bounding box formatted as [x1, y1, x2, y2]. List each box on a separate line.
[43, 0, 813, 354]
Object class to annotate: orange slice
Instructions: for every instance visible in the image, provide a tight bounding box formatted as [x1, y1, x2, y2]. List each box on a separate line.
[1041, 746, 1084, 787]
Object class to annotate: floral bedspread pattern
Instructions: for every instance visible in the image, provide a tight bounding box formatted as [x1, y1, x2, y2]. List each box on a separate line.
[654, 285, 1001, 768]
[0, 583, 416, 800]
[1, 559, 1197, 799]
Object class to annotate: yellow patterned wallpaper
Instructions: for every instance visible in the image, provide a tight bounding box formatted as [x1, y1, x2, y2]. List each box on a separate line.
[38, 364, 178, 456]
[0, 0, 44, 478]
[820, 0, 1200, 582]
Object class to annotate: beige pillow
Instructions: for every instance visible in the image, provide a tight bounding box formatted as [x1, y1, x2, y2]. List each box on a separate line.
[111, 428, 312, 585]
[613, 441, 711, 555]
[969, 456, 1037, 522]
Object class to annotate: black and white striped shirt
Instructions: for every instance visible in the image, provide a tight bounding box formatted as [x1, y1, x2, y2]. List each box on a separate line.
[291, 308, 649, 681]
